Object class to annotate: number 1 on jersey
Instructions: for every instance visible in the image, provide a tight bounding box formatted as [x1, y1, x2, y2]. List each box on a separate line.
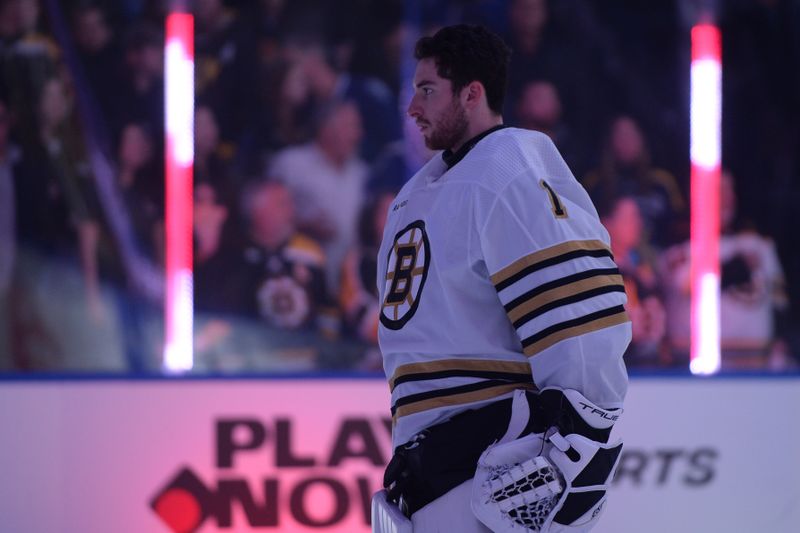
[540, 179, 568, 218]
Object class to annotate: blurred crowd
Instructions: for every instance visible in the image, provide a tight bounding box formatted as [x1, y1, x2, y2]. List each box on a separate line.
[0, 0, 798, 374]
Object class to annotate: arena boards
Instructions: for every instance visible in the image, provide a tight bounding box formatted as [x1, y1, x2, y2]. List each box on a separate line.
[0, 376, 797, 533]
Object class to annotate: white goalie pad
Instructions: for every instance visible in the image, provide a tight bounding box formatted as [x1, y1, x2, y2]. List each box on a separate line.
[471, 389, 623, 533]
[371, 489, 413, 533]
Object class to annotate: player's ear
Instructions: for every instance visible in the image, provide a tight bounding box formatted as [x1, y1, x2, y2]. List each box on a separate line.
[463, 81, 484, 109]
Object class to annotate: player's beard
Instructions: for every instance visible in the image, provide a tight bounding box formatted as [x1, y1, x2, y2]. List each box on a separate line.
[424, 98, 468, 151]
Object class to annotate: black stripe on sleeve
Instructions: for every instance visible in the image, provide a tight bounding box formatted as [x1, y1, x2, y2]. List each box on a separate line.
[512, 284, 626, 329]
[521, 305, 628, 349]
[504, 267, 621, 312]
[495, 248, 614, 292]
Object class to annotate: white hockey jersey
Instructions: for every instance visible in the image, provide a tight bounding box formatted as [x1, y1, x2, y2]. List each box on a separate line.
[378, 128, 631, 447]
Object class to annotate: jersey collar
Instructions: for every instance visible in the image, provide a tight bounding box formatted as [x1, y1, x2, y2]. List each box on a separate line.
[441, 124, 508, 170]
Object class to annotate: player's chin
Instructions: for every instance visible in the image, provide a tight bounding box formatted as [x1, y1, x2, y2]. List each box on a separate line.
[423, 134, 443, 151]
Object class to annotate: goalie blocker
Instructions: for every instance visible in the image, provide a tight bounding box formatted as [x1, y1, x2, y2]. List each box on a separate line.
[374, 387, 622, 533]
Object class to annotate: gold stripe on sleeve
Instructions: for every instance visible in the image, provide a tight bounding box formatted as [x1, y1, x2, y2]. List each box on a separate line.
[507, 274, 624, 324]
[490, 239, 611, 287]
[523, 310, 630, 357]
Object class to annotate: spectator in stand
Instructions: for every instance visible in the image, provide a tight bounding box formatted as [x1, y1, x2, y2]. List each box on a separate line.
[0, 0, 59, 146]
[504, 1, 583, 116]
[583, 114, 686, 248]
[115, 122, 163, 267]
[196, 179, 338, 371]
[120, 23, 163, 139]
[720, 0, 800, 334]
[514, 79, 586, 178]
[110, 121, 164, 371]
[194, 104, 237, 207]
[193, 181, 234, 305]
[339, 190, 395, 370]
[504, 0, 617, 168]
[599, 195, 668, 367]
[192, 180, 239, 370]
[16, 0, 58, 57]
[11, 75, 122, 369]
[257, 58, 314, 152]
[0, 0, 16, 41]
[247, 2, 304, 166]
[0, 96, 21, 369]
[661, 170, 793, 370]
[283, 36, 401, 160]
[255, 0, 289, 40]
[72, 2, 126, 137]
[29, 76, 101, 299]
[193, 0, 258, 145]
[346, 1, 405, 98]
[269, 99, 367, 295]
[505, 0, 557, 94]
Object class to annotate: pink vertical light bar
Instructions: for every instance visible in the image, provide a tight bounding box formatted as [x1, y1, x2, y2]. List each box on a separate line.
[164, 12, 194, 372]
[689, 24, 721, 374]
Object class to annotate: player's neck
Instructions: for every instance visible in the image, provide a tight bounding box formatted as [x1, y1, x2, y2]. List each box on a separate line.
[450, 114, 503, 153]
[443, 120, 506, 169]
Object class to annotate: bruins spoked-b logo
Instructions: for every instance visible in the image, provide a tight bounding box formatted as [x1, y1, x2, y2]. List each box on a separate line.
[381, 220, 430, 330]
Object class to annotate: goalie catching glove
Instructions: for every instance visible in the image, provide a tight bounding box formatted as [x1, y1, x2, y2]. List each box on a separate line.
[471, 388, 623, 532]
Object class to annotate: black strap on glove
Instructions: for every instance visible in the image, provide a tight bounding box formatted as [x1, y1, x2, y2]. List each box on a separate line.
[525, 388, 613, 443]
[383, 397, 513, 516]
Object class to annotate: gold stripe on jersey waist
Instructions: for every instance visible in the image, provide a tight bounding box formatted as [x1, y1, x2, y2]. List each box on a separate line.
[388, 358, 531, 391]
[392, 381, 536, 422]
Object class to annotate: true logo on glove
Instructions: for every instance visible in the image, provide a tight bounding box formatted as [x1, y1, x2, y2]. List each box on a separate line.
[577, 402, 619, 422]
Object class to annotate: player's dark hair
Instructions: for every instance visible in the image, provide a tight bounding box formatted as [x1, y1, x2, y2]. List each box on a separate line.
[414, 24, 511, 115]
